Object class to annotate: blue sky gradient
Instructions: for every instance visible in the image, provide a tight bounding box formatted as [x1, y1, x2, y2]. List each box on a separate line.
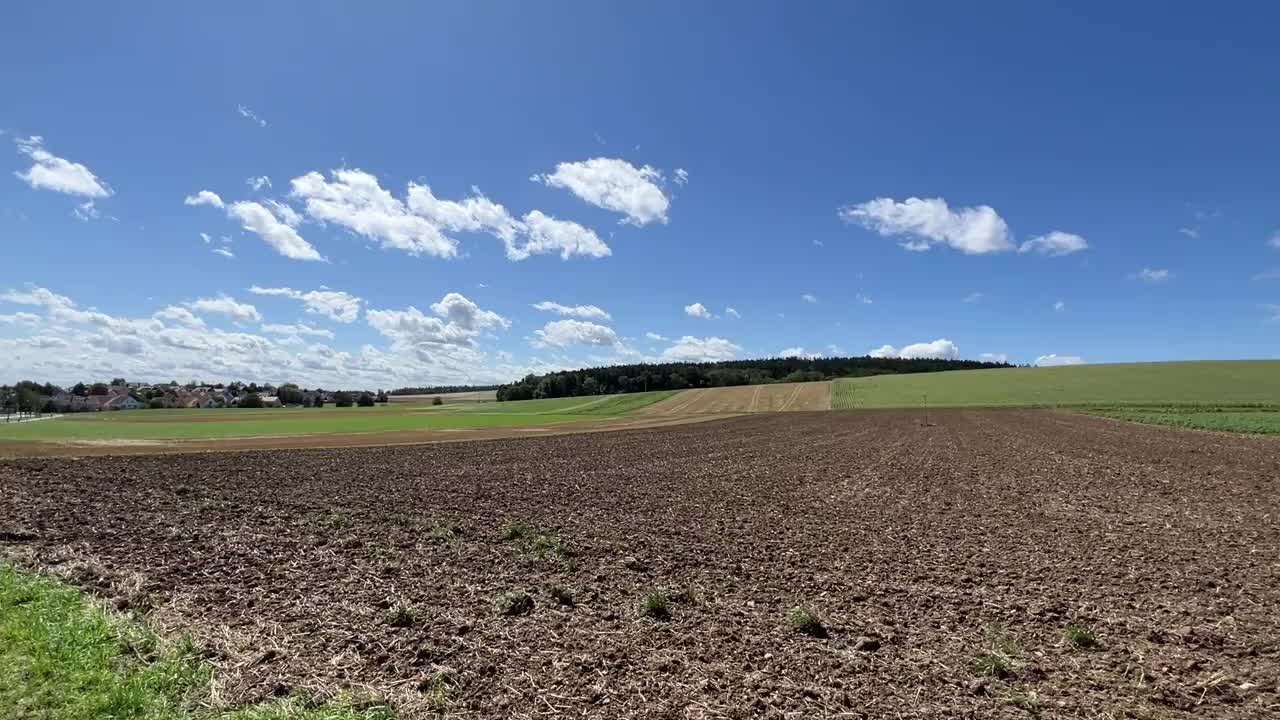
[2, 2, 1278, 386]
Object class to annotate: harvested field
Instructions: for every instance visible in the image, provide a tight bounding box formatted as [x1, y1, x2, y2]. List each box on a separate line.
[3, 410, 1279, 718]
[637, 380, 832, 415]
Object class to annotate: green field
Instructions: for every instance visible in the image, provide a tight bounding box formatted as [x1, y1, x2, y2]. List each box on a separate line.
[0, 391, 678, 443]
[1089, 407, 1280, 434]
[833, 360, 1280, 410]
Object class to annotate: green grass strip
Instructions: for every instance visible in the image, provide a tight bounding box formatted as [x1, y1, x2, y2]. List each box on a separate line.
[0, 563, 394, 720]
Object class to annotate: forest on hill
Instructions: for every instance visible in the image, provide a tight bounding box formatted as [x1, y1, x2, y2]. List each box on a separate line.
[496, 356, 1011, 401]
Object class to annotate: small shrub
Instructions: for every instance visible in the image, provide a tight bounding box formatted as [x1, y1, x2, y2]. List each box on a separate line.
[501, 524, 528, 542]
[550, 585, 575, 607]
[642, 592, 672, 620]
[788, 606, 828, 638]
[429, 525, 456, 540]
[499, 591, 534, 616]
[431, 396, 444, 406]
[531, 534, 570, 559]
[387, 605, 416, 628]
[1004, 691, 1040, 712]
[974, 625, 1024, 678]
[1063, 623, 1099, 649]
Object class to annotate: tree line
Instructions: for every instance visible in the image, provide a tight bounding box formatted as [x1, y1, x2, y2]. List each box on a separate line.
[496, 355, 1012, 401]
[388, 384, 500, 396]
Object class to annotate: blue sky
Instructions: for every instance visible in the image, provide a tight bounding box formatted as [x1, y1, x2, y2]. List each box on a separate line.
[2, 2, 1278, 387]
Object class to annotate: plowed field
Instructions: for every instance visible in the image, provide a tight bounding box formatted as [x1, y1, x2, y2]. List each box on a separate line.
[3, 409, 1279, 718]
[637, 381, 832, 415]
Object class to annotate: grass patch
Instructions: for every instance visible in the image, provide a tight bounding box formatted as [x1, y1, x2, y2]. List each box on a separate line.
[549, 585, 575, 607]
[642, 592, 672, 621]
[529, 534, 572, 561]
[0, 562, 395, 719]
[787, 606, 828, 638]
[498, 591, 534, 617]
[427, 525, 456, 541]
[974, 625, 1024, 678]
[1062, 623, 1099, 649]
[1088, 407, 1280, 434]
[500, 523, 529, 542]
[386, 605, 416, 628]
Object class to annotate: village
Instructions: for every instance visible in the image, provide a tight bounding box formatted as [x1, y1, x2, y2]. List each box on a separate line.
[1, 379, 388, 414]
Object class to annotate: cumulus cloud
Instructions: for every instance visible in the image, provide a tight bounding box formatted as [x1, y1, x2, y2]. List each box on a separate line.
[248, 285, 362, 323]
[534, 157, 671, 225]
[13, 136, 112, 198]
[513, 211, 610, 260]
[660, 336, 741, 362]
[184, 190, 225, 209]
[778, 347, 821, 359]
[223, 201, 323, 261]
[237, 105, 267, 127]
[978, 352, 1009, 363]
[247, 175, 272, 191]
[532, 301, 611, 321]
[1035, 354, 1084, 367]
[291, 169, 610, 262]
[867, 338, 960, 360]
[1133, 268, 1171, 283]
[839, 196, 1013, 254]
[1019, 231, 1089, 256]
[673, 168, 689, 186]
[645, 332, 667, 341]
[725, 307, 741, 318]
[684, 302, 713, 319]
[259, 322, 335, 345]
[0, 311, 40, 326]
[187, 296, 262, 324]
[366, 292, 509, 353]
[152, 306, 205, 329]
[533, 319, 620, 348]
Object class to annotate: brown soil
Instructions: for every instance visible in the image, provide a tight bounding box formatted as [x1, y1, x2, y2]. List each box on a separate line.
[3, 409, 1279, 718]
[637, 381, 832, 415]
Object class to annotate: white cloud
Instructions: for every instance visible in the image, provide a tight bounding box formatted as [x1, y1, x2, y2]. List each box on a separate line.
[1054, 300, 1066, 312]
[199, 232, 212, 244]
[227, 201, 325, 261]
[187, 296, 262, 324]
[1268, 231, 1280, 250]
[184, 190, 225, 209]
[532, 301, 611, 321]
[1179, 227, 1199, 239]
[259, 322, 335, 343]
[366, 292, 508, 351]
[778, 347, 821, 359]
[1018, 231, 1089, 256]
[237, 105, 267, 127]
[801, 293, 818, 304]
[684, 302, 713, 319]
[405, 182, 522, 244]
[430, 292, 510, 332]
[534, 157, 670, 225]
[977, 352, 1009, 363]
[533, 319, 620, 348]
[513, 211, 610, 260]
[13, 136, 112, 198]
[839, 196, 1013, 254]
[645, 332, 667, 341]
[674, 168, 689, 186]
[1035, 354, 1084, 367]
[962, 292, 984, 303]
[247, 175, 272, 191]
[867, 338, 960, 360]
[72, 200, 100, 222]
[660, 336, 741, 362]
[211, 247, 235, 259]
[291, 170, 455, 258]
[1134, 268, 1171, 283]
[856, 294, 873, 305]
[725, 307, 741, 318]
[264, 199, 303, 227]
[248, 286, 362, 323]
[152, 306, 205, 329]
[0, 311, 40, 326]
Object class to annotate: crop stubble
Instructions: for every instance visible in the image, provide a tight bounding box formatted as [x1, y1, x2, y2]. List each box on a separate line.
[2, 409, 1278, 718]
